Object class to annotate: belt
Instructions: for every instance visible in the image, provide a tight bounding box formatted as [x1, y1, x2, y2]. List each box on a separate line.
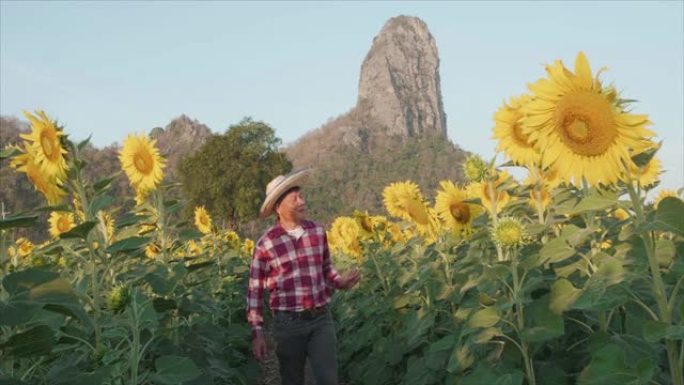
[274, 305, 328, 320]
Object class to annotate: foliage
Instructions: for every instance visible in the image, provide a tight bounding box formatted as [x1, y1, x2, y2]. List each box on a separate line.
[178, 117, 291, 230]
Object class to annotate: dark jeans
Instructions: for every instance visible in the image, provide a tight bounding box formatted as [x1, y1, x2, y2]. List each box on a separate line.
[272, 309, 338, 385]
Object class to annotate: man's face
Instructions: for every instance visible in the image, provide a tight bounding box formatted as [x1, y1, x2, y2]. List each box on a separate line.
[276, 188, 307, 222]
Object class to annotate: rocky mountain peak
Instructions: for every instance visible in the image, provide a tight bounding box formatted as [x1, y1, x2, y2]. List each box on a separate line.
[357, 15, 447, 138]
[150, 115, 212, 180]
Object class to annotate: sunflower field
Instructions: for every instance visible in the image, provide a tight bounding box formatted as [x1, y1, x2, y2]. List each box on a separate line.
[1, 52, 683, 385]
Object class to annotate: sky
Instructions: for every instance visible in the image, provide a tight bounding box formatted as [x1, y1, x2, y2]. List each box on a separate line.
[1, 1, 683, 192]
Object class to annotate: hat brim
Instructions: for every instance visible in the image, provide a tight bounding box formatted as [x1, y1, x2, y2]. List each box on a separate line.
[259, 169, 311, 218]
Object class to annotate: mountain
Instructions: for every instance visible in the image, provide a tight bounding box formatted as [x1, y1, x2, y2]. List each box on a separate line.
[286, 15, 467, 221]
[150, 114, 212, 182]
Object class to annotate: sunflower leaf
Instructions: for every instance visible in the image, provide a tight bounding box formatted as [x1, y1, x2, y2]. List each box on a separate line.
[0, 215, 39, 230]
[60, 221, 96, 240]
[106, 236, 150, 254]
[650, 197, 684, 237]
[631, 142, 661, 168]
[0, 146, 22, 160]
[77, 134, 92, 150]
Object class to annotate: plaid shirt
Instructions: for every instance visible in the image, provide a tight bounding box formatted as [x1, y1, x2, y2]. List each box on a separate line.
[246, 220, 343, 336]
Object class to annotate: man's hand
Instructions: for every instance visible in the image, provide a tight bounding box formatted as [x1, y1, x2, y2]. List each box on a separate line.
[338, 268, 361, 290]
[252, 330, 267, 361]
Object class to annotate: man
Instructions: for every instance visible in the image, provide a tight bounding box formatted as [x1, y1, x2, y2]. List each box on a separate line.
[247, 168, 361, 385]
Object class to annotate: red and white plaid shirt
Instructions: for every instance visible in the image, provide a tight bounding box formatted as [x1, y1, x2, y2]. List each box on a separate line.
[246, 220, 343, 336]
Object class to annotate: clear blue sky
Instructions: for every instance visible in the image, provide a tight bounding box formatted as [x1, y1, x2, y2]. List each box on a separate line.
[2, 1, 682, 192]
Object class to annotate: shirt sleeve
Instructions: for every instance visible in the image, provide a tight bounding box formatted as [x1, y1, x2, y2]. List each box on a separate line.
[322, 232, 344, 289]
[246, 244, 268, 338]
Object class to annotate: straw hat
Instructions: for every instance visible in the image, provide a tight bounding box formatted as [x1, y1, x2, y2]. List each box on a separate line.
[259, 168, 311, 218]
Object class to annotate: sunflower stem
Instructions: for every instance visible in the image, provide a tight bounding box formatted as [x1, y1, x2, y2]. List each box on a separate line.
[487, 178, 504, 262]
[626, 182, 682, 385]
[510, 254, 536, 385]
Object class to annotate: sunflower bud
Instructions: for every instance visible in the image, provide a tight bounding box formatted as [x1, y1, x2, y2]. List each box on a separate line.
[107, 285, 131, 313]
[491, 217, 526, 248]
[463, 154, 488, 183]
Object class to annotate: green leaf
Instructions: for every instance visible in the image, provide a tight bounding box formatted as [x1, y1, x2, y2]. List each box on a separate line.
[152, 355, 201, 384]
[549, 279, 581, 314]
[655, 239, 675, 267]
[178, 228, 203, 242]
[643, 320, 684, 342]
[0, 325, 55, 357]
[0, 215, 39, 230]
[424, 334, 457, 370]
[539, 237, 575, 266]
[568, 189, 619, 215]
[92, 175, 118, 193]
[59, 221, 96, 240]
[2, 268, 59, 296]
[0, 301, 39, 326]
[467, 307, 499, 328]
[593, 259, 624, 286]
[106, 236, 150, 254]
[521, 297, 564, 342]
[77, 134, 92, 150]
[115, 213, 148, 228]
[651, 197, 684, 236]
[630, 144, 660, 167]
[578, 344, 635, 385]
[89, 194, 113, 215]
[0, 146, 22, 160]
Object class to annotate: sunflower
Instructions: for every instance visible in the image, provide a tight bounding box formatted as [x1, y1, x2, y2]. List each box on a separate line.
[529, 187, 552, 211]
[119, 134, 166, 192]
[16, 237, 34, 258]
[469, 172, 512, 215]
[97, 211, 115, 243]
[654, 189, 681, 209]
[329, 216, 362, 259]
[11, 143, 66, 205]
[194, 206, 212, 234]
[491, 217, 527, 248]
[145, 242, 161, 259]
[493, 95, 540, 167]
[613, 208, 630, 221]
[435, 180, 483, 235]
[523, 52, 655, 186]
[628, 156, 662, 188]
[242, 238, 255, 256]
[20, 110, 68, 181]
[463, 154, 489, 183]
[382, 181, 430, 226]
[48, 211, 76, 238]
[187, 240, 202, 256]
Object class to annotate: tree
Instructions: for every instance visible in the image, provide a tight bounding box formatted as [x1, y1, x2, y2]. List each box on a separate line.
[178, 118, 291, 230]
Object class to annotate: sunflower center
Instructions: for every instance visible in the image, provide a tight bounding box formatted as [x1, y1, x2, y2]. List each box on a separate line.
[360, 217, 373, 233]
[57, 216, 71, 233]
[133, 151, 154, 174]
[512, 121, 533, 148]
[40, 133, 58, 160]
[449, 203, 471, 224]
[555, 92, 617, 156]
[200, 215, 209, 226]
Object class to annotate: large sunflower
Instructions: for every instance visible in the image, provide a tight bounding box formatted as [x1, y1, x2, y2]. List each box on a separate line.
[523, 52, 655, 186]
[119, 134, 166, 192]
[11, 144, 66, 205]
[493, 95, 540, 167]
[48, 211, 76, 239]
[194, 206, 213, 234]
[20, 110, 68, 181]
[435, 180, 483, 235]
